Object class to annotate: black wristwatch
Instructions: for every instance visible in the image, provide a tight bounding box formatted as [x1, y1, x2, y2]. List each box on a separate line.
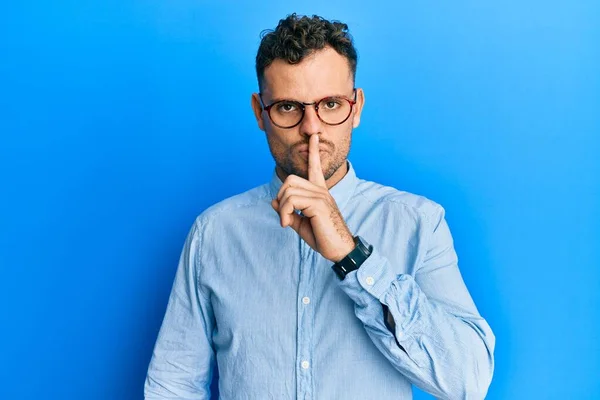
[331, 236, 373, 280]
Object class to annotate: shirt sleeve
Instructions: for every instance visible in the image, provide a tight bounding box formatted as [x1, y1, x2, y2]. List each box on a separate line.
[337, 205, 495, 400]
[144, 220, 215, 400]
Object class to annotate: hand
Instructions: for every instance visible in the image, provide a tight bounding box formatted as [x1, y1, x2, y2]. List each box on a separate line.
[271, 134, 355, 262]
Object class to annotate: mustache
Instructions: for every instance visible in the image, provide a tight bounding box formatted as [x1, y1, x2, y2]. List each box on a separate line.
[292, 139, 332, 150]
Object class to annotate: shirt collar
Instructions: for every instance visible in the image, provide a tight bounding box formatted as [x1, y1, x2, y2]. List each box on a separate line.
[268, 159, 358, 211]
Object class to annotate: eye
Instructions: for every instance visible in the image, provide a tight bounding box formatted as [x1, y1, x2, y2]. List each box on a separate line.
[276, 102, 298, 113]
[322, 99, 342, 110]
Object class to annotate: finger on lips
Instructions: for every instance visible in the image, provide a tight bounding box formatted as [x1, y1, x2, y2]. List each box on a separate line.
[308, 134, 327, 188]
[273, 134, 328, 224]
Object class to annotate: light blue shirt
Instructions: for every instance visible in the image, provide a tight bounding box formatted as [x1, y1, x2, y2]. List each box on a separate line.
[145, 160, 495, 399]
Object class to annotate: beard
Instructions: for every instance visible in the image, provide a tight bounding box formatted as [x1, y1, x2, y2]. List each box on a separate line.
[266, 133, 351, 181]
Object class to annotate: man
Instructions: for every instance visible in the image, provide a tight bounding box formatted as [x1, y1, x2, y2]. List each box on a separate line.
[145, 13, 495, 400]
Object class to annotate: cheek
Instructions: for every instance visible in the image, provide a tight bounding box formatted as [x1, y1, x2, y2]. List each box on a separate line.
[266, 128, 295, 154]
[332, 129, 352, 152]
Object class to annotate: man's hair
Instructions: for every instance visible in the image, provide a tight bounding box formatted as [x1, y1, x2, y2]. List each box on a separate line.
[255, 13, 358, 91]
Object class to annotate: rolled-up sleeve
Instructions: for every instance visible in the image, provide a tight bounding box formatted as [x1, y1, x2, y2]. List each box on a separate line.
[338, 205, 495, 399]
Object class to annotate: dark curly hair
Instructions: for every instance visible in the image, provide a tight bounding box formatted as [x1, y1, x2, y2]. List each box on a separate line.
[255, 13, 358, 91]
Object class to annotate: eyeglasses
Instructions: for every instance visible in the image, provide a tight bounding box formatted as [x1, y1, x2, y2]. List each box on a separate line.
[259, 89, 357, 129]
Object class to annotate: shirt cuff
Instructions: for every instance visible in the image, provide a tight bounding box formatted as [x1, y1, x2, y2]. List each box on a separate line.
[336, 246, 424, 342]
[338, 246, 397, 302]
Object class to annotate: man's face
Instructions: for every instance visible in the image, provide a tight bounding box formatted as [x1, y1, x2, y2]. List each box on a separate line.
[252, 47, 365, 183]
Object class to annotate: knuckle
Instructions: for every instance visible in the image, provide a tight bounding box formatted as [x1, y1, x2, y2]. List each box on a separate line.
[282, 189, 296, 202]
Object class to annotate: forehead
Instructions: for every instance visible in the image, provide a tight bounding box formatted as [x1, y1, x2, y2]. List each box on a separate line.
[262, 47, 353, 101]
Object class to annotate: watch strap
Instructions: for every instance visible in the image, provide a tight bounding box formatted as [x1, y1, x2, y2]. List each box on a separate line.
[331, 236, 373, 280]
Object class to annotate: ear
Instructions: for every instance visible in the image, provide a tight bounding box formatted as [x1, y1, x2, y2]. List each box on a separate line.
[352, 88, 365, 129]
[251, 93, 265, 131]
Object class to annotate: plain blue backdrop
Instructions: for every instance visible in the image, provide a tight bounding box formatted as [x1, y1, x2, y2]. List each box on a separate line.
[1, 1, 599, 399]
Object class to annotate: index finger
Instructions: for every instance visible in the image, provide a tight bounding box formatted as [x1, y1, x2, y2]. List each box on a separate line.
[308, 134, 327, 188]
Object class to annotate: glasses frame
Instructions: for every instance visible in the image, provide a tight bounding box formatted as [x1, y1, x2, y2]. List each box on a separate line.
[259, 89, 357, 129]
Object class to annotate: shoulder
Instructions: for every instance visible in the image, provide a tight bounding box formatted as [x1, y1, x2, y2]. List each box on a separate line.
[192, 183, 272, 230]
[353, 178, 445, 224]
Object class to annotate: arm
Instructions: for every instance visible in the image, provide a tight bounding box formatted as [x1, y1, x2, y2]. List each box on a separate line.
[145, 220, 215, 400]
[338, 205, 495, 400]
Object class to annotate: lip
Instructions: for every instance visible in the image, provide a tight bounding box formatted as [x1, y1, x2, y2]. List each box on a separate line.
[296, 145, 327, 153]
[298, 149, 326, 154]
[298, 149, 327, 160]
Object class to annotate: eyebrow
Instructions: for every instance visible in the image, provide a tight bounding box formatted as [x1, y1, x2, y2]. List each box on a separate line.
[265, 92, 354, 104]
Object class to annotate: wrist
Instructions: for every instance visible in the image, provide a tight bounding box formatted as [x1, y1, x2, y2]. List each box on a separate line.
[331, 236, 373, 280]
[332, 237, 357, 263]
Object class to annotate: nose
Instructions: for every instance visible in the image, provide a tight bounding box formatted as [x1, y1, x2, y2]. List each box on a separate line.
[299, 104, 323, 137]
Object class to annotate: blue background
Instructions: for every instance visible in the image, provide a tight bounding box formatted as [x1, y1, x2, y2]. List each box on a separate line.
[1, 1, 598, 399]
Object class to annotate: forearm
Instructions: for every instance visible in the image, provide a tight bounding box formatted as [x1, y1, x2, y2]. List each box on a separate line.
[338, 250, 495, 399]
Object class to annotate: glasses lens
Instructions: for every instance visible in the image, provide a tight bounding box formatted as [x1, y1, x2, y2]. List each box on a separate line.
[270, 101, 303, 128]
[318, 97, 352, 125]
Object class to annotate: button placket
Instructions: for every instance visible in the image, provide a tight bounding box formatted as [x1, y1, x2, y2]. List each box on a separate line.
[295, 239, 315, 400]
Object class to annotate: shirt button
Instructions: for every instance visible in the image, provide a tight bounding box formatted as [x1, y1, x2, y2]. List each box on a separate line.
[301, 360, 310, 369]
[366, 276, 375, 286]
[302, 296, 310, 305]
